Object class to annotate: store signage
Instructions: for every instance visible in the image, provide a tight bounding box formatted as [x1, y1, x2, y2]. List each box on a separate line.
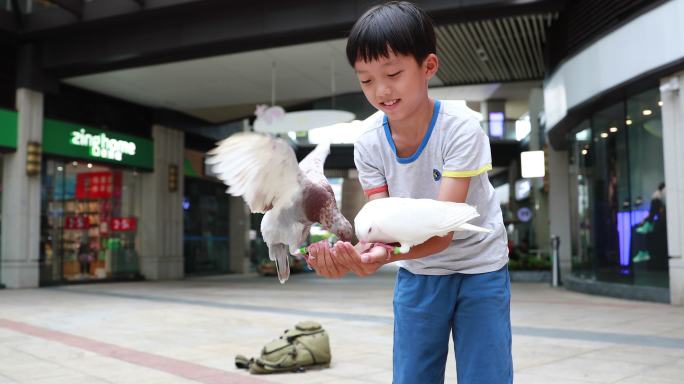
[110, 217, 137, 232]
[65, 215, 90, 230]
[0, 108, 18, 150]
[76, 172, 121, 199]
[70, 129, 136, 161]
[44, 119, 153, 169]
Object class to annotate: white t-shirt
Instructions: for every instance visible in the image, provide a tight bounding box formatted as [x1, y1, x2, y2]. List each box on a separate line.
[354, 100, 509, 275]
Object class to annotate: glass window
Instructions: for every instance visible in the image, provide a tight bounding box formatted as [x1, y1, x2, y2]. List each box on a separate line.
[591, 102, 631, 283]
[569, 120, 594, 279]
[627, 88, 668, 288]
[183, 177, 230, 275]
[40, 159, 142, 284]
[568, 85, 669, 288]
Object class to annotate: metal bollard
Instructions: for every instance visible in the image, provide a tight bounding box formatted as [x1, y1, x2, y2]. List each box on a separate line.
[550, 235, 560, 287]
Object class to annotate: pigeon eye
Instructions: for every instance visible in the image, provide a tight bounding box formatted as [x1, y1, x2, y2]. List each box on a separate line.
[367, 227, 372, 234]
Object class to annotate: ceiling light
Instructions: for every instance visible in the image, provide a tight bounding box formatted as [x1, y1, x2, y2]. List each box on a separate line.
[642, 109, 653, 116]
[87, 163, 93, 168]
[254, 60, 355, 137]
[609, 127, 618, 133]
[626, 119, 632, 125]
[520, 151, 545, 178]
[658, 100, 663, 107]
[581, 149, 588, 155]
[72, 161, 78, 167]
[57, 166, 63, 172]
[600, 132, 609, 138]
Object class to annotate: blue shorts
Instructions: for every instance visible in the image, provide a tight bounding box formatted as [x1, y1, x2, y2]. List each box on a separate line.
[393, 266, 512, 384]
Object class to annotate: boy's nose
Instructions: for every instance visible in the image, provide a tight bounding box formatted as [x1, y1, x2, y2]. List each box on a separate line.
[375, 84, 391, 98]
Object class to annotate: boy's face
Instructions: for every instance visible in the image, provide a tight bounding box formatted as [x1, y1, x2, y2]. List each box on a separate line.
[354, 51, 438, 121]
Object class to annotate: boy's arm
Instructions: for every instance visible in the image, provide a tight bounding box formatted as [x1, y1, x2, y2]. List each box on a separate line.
[363, 118, 489, 264]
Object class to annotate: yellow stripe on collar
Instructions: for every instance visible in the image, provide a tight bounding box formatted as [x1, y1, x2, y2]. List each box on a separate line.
[443, 164, 492, 178]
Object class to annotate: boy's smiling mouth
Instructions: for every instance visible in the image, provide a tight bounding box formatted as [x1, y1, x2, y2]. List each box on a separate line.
[381, 99, 401, 109]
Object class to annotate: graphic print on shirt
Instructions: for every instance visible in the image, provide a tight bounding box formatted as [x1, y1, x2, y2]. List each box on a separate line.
[433, 168, 442, 182]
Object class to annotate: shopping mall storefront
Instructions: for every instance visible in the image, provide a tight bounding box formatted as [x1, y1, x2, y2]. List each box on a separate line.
[542, 0, 684, 304]
[39, 119, 153, 285]
[182, 149, 231, 275]
[567, 87, 668, 291]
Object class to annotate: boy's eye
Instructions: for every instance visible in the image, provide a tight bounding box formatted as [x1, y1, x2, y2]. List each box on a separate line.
[360, 79, 372, 85]
[388, 71, 402, 78]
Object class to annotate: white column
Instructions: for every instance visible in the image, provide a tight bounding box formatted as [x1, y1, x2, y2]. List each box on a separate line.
[1, 89, 42, 288]
[660, 72, 684, 305]
[228, 118, 252, 273]
[547, 148, 573, 280]
[139, 125, 184, 280]
[229, 196, 250, 273]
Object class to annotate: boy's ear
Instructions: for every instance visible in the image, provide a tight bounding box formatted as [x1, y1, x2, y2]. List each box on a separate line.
[423, 53, 439, 79]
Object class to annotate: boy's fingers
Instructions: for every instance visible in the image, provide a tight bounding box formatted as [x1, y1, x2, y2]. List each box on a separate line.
[320, 245, 343, 278]
[345, 242, 371, 264]
[361, 246, 387, 264]
[335, 243, 364, 276]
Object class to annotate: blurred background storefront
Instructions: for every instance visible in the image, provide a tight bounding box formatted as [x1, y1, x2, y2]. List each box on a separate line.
[544, 0, 684, 303]
[183, 149, 231, 275]
[39, 119, 152, 284]
[568, 88, 667, 289]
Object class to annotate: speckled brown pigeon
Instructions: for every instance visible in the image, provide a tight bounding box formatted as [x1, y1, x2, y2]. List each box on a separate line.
[206, 132, 352, 283]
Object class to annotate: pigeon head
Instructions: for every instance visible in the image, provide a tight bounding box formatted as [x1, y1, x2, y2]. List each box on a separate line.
[332, 216, 353, 242]
[354, 213, 373, 243]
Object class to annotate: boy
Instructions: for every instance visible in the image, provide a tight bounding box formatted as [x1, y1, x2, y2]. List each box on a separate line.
[308, 2, 512, 383]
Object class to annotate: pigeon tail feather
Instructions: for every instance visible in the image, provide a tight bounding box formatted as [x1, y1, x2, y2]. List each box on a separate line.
[269, 243, 291, 284]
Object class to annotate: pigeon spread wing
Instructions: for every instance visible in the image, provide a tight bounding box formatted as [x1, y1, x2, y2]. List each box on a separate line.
[206, 132, 302, 213]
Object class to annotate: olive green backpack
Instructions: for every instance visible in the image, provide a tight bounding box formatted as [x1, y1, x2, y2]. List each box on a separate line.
[235, 320, 331, 374]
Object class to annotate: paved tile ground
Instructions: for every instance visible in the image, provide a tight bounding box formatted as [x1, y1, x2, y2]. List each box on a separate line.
[1, 267, 683, 383]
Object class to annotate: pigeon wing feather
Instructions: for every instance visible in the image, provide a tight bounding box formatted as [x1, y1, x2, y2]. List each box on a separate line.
[206, 132, 301, 213]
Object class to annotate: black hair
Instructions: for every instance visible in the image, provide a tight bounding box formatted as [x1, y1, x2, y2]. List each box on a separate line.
[346, 1, 436, 66]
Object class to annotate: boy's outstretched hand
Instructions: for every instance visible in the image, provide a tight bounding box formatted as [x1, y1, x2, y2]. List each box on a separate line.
[333, 241, 386, 277]
[306, 240, 389, 278]
[306, 240, 348, 279]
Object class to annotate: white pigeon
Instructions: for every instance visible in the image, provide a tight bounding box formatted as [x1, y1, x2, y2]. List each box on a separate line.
[354, 197, 491, 253]
[206, 132, 353, 284]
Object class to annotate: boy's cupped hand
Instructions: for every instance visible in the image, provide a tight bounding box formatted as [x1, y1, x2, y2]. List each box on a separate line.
[306, 241, 386, 278]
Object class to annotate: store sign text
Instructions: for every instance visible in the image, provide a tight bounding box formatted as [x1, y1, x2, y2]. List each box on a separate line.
[70, 129, 137, 162]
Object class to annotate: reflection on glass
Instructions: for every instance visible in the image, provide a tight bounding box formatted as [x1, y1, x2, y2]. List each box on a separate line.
[570, 122, 593, 278]
[627, 88, 668, 288]
[568, 86, 669, 288]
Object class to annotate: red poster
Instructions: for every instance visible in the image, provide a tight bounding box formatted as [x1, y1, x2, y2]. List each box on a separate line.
[110, 217, 137, 232]
[65, 215, 90, 230]
[76, 172, 114, 199]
